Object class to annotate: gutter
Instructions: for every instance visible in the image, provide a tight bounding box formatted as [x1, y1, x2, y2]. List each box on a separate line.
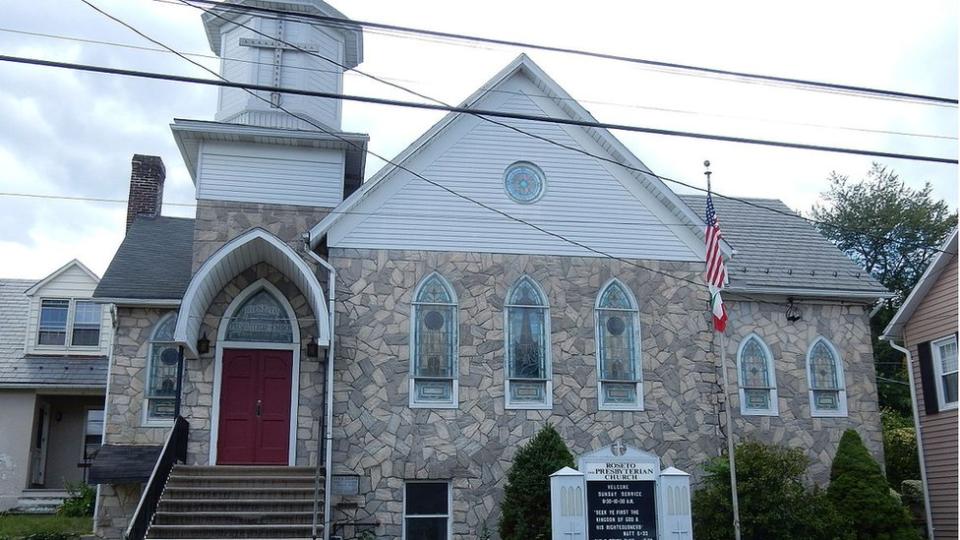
[724, 286, 893, 301]
[880, 336, 935, 540]
[305, 246, 336, 540]
[91, 297, 181, 307]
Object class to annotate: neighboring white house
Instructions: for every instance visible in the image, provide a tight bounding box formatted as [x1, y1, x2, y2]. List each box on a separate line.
[0, 260, 110, 512]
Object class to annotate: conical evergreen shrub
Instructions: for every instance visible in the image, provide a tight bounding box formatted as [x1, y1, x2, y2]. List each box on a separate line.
[828, 429, 921, 540]
[498, 424, 574, 540]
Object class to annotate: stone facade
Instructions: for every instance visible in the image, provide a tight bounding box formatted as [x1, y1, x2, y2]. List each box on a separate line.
[327, 248, 883, 539]
[98, 262, 326, 536]
[192, 200, 330, 270]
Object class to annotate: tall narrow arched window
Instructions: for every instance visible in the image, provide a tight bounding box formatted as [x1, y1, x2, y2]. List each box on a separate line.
[145, 314, 179, 424]
[595, 280, 642, 410]
[505, 276, 551, 409]
[806, 337, 848, 417]
[410, 273, 458, 407]
[736, 334, 778, 416]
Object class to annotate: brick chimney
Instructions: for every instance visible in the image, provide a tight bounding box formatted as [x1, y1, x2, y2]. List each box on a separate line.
[126, 154, 166, 231]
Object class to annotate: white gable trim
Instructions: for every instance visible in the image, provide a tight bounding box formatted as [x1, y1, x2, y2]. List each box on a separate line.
[882, 228, 958, 339]
[25, 259, 100, 296]
[173, 228, 329, 358]
[309, 54, 730, 259]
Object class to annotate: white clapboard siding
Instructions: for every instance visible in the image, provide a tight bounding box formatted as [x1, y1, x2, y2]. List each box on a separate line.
[332, 73, 700, 261]
[25, 263, 111, 356]
[197, 140, 345, 207]
[216, 17, 344, 128]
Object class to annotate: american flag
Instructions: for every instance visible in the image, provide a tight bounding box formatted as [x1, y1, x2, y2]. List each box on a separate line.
[705, 192, 728, 332]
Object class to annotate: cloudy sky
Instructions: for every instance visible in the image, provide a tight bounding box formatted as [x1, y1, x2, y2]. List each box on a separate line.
[0, 0, 956, 279]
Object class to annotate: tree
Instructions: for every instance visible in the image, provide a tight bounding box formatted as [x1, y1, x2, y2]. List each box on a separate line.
[880, 408, 920, 489]
[811, 163, 956, 414]
[828, 430, 921, 540]
[693, 441, 851, 540]
[498, 424, 575, 540]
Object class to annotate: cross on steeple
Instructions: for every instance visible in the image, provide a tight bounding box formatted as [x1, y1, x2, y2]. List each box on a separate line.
[239, 18, 321, 107]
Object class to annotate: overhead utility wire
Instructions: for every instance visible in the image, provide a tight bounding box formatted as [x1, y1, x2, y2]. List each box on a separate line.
[170, 0, 958, 107]
[3, 26, 952, 141]
[3, 54, 955, 168]
[75, 2, 896, 292]
[176, 0, 957, 258]
[74, 0, 742, 296]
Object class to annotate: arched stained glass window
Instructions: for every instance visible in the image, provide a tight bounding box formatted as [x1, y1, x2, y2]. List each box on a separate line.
[736, 335, 778, 415]
[410, 273, 458, 407]
[806, 337, 848, 417]
[596, 280, 642, 410]
[225, 289, 293, 343]
[146, 314, 179, 422]
[505, 276, 551, 408]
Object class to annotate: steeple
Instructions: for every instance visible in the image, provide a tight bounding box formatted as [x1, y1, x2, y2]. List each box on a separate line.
[202, 0, 363, 131]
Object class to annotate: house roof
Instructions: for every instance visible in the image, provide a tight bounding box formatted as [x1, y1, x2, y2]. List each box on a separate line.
[0, 278, 108, 389]
[882, 228, 958, 338]
[308, 54, 731, 257]
[88, 444, 163, 484]
[94, 216, 195, 303]
[680, 195, 889, 299]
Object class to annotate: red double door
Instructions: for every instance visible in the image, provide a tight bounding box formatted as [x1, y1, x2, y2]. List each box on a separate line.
[217, 349, 293, 465]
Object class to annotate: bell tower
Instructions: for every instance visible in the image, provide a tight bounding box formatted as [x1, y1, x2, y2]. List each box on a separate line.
[202, 0, 363, 130]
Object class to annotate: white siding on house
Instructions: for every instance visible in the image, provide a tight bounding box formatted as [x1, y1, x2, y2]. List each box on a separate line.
[197, 141, 345, 208]
[25, 263, 111, 356]
[330, 73, 701, 261]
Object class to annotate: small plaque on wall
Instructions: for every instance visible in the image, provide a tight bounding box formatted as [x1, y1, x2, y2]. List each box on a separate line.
[332, 474, 360, 496]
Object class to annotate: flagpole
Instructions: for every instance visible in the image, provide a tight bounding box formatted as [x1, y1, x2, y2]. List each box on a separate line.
[705, 161, 742, 540]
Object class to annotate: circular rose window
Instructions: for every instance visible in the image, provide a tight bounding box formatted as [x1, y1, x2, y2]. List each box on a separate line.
[504, 162, 545, 203]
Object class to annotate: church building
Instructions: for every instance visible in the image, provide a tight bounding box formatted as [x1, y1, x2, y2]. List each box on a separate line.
[89, 1, 890, 538]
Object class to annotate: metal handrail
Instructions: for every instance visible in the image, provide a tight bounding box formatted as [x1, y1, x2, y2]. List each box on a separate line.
[124, 416, 189, 540]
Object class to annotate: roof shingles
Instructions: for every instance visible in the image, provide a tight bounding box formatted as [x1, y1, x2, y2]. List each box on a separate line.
[94, 216, 195, 300]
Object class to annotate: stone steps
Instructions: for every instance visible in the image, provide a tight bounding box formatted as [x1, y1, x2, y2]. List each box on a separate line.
[145, 465, 322, 539]
[13, 489, 69, 514]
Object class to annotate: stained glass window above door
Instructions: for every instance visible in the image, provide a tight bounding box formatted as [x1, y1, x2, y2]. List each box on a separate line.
[225, 290, 294, 343]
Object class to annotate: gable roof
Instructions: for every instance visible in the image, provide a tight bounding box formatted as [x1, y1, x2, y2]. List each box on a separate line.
[94, 216, 195, 303]
[882, 228, 958, 338]
[681, 195, 889, 299]
[0, 278, 107, 389]
[308, 54, 727, 257]
[24, 259, 99, 296]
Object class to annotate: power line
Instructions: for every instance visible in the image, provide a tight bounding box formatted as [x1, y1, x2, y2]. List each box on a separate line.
[175, 0, 958, 258]
[4, 25, 953, 141]
[2, 53, 955, 166]
[166, 0, 959, 107]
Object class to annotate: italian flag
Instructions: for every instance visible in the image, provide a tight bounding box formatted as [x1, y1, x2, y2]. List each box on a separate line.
[709, 285, 728, 333]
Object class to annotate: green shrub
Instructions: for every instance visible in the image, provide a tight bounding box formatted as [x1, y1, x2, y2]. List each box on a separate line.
[498, 424, 574, 540]
[692, 440, 851, 540]
[828, 429, 920, 540]
[57, 482, 95, 518]
[881, 409, 920, 489]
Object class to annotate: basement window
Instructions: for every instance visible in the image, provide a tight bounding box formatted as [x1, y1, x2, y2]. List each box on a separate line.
[404, 481, 450, 540]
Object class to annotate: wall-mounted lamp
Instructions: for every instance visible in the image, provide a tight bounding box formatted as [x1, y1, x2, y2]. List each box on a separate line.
[307, 336, 319, 359]
[785, 297, 802, 322]
[197, 332, 210, 355]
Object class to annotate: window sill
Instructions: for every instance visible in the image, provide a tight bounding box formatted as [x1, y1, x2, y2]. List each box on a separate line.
[505, 403, 553, 410]
[938, 401, 958, 411]
[599, 404, 644, 412]
[410, 402, 459, 409]
[740, 409, 779, 417]
[142, 419, 175, 428]
[811, 410, 848, 418]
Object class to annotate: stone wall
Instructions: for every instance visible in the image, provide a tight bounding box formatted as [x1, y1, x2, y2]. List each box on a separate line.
[192, 200, 330, 270]
[328, 248, 883, 539]
[95, 484, 141, 539]
[722, 299, 883, 481]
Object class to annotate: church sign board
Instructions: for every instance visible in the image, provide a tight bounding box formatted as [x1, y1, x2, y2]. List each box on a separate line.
[551, 442, 693, 540]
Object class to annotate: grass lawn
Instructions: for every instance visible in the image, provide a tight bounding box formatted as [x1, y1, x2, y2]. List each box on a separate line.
[0, 514, 92, 539]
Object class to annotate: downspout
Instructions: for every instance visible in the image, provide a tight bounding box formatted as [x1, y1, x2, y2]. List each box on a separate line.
[306, 246, 336, 540]
[883, 337, 935, 540]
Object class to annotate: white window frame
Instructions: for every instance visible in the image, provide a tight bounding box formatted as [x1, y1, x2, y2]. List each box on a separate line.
[595, 279, 643, 411]
[35, 297, 102, 350]
[504, 276, 552, 410]
[735, 334, 779, 416]
[402, 480, 452, 540]
[409, 272, 459, 409]
[143, 313, 179, 427]
[931, 335, 958, 411]
[806, 337, 848, 418]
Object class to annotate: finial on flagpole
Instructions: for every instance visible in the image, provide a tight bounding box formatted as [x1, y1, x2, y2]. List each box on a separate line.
[703, 160, 712, 192]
